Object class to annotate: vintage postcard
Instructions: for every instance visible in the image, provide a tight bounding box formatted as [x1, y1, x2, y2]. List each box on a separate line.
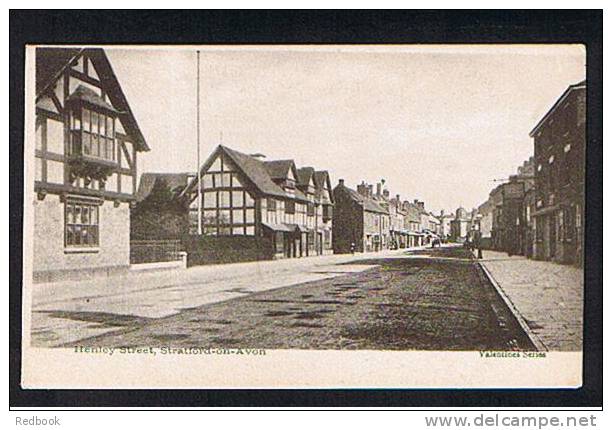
[21, 44, 585, 388]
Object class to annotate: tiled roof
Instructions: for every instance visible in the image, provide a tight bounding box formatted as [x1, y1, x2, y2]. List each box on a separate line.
[313, 170, 334, 204]
[296, 167, 315, 187]
[35, 47, 149, 151]
[264, 160, 294, 180]
[313, 171, 327, 189]
[529, 79, 587, 137]
[207, 146, 309, 202]
[335, 183, 389, 214]
[35, 47, 81, 95]
[221, 146, 289, 199]
[136, 173, 191, 202]
[67, 85, 118, 113]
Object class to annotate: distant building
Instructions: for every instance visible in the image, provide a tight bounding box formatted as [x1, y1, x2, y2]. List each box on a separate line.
[450, 207, 470, 241]
[479, 158, 535, 255]
[32, 47, 148, 282]
[438, 210, 454, 239]
[389, 194, 409, 248]
[530, 80, 585, 266]
[332, 180, 390, 253]
[477, 200, 494, 249]
[402, 201, 424, 247]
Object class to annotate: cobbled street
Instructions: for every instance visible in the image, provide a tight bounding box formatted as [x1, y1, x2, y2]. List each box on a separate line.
[62, 247, 534, 351]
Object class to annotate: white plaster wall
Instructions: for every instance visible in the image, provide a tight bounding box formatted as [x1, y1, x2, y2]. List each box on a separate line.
[32, 195, 130, 273]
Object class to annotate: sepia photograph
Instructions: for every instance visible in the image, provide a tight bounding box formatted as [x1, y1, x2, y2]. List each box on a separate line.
[18, 41, 591, 390]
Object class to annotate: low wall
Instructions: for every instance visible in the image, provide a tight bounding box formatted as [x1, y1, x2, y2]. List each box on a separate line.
[182, 236, 275, 267]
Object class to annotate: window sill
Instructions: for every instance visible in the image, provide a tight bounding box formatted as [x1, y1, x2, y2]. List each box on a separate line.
[64, 247, 100, 254]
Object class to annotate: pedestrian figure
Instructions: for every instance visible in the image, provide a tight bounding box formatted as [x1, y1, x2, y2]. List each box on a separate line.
[473, 230, 483, 259]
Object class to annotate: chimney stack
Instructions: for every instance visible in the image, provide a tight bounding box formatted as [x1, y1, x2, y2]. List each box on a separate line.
[338, 179, 344, 186]
[376, 182, 382, 197]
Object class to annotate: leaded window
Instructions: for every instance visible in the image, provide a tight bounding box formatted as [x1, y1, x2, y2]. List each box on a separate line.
[69, 107, 116, 162]
[65, 200, 99, 248]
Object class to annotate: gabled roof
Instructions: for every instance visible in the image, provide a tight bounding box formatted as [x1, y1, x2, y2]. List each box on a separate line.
[135, 173, 191, 203]
[264, 160, 296, 180]
[314, 170, 334, 204]
[36, 47, 81, 95]
[334, 183, 388, 214]
[67, 85, 118, 113]
[183, 145, 311, 202]
[36, 47, 149, 151]
[296, 167, 315, 187]
[222, 147, 290, 199]
[313, 171, 328, 189]
[529, 80, 586, 137]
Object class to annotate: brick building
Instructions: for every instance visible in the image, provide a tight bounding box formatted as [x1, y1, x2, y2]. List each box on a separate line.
[32, 48, 148, 282]
[332, 180, 390, 253]
[530, 81, 586, 266]
[482, 158, 535, 255]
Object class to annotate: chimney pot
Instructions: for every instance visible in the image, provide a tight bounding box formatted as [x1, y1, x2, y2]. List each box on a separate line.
[338, 179, 344, 185]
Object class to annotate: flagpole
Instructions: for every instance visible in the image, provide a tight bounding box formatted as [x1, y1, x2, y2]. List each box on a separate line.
[196, 50, 202, 235]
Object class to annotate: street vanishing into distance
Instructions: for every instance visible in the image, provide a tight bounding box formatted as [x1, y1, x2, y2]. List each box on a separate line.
[37, 246, 535, 351]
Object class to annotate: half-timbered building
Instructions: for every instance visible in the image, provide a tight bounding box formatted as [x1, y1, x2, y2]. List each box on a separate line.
[180, 145, 334, 262]
[33, 48, 148, 282]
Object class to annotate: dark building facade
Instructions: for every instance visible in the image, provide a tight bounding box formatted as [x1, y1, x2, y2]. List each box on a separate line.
[486, 159, 535, 256]
[32, 48, 148, 282]
[530, 81, 585, 265]
[332, 180, 390, 254]
[131, 173, 192, 240]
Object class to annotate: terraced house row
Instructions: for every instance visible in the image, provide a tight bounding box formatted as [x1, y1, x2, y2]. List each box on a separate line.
[475, 80, 585, 266]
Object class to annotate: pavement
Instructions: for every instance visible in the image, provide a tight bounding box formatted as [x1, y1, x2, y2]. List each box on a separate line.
[30, 247, 418, 347]
[475, 250, 583, 351]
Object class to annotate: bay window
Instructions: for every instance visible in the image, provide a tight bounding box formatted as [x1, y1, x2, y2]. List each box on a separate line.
[69, 106, 117, 163]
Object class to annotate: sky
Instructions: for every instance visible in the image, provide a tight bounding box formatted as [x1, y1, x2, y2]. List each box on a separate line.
[107, 45, 585, 214]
